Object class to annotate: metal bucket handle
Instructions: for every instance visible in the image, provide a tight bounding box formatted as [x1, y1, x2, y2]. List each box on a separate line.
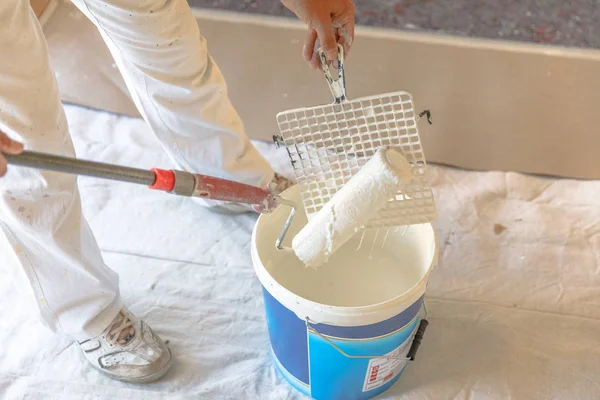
[305, 303, 429, 361]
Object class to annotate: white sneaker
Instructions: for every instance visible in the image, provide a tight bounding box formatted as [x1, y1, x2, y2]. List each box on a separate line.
[78, 307, 173, 383]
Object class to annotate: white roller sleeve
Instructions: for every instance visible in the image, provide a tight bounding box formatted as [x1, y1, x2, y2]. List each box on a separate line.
[292, 148, 413, 267]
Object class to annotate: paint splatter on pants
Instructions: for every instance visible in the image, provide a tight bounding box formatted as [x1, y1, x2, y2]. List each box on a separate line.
[0, 0, 273, 341]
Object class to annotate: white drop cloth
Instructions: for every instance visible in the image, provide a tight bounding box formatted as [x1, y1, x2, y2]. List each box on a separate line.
[2, 105, 600, 399]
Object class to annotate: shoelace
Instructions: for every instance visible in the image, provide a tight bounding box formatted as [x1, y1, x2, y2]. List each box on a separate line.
[107, 313, 135, 346]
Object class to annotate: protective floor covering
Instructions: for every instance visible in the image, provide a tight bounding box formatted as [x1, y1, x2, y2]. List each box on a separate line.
[2, 105, 600, 399]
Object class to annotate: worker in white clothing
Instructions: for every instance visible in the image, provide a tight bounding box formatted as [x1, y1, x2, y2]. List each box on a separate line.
[0, 0, 355, 383]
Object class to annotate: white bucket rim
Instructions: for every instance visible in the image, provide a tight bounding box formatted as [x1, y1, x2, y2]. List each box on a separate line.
[251, 187, 439, 326]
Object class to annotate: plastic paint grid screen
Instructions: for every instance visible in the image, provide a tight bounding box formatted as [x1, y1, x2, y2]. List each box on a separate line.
[276, 91, 437, 229]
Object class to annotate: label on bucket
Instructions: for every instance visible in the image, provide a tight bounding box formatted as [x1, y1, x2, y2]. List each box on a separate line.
[362, 339, 411, 392]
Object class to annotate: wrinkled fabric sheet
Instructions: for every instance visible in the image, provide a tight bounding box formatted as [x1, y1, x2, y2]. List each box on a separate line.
[1, 105, 600, 399]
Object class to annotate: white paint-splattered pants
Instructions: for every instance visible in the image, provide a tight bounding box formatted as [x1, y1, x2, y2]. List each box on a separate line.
[0, 0, 273, 341]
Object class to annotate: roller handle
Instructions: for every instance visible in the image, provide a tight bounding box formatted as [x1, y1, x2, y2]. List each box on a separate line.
[193, 174, 272, 205]
[3, 150, 274, 206]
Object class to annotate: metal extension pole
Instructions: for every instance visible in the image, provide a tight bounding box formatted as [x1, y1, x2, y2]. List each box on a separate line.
[4, 150, 156, 186]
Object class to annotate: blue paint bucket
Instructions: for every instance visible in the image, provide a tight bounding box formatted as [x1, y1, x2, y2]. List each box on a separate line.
[252, 187, 438, 400]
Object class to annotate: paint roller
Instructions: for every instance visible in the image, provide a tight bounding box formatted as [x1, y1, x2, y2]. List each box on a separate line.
[3, 147, 412, 269]
[291, 147, 413, 267]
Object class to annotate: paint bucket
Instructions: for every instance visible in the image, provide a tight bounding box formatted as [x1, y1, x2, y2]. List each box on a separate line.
[251, 186, 438, 400]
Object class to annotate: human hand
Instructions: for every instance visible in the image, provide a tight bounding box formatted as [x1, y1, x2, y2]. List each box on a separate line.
[281, 0, 355, 69]
[0, 131, 23, 176]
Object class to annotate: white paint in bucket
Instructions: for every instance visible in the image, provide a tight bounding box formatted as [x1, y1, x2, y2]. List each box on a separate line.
[253, 186, 437, 324]
[267, 230, 424, 307]
[252, 186, 438, 399]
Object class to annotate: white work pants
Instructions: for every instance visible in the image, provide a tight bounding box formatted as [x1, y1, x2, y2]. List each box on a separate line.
[0, 0, 273, 341]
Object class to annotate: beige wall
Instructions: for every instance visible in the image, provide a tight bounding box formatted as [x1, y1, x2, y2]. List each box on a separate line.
[43, 5, 600, 179]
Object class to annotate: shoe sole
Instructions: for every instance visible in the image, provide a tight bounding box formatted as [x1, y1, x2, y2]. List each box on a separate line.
[93, 347, 174, 384]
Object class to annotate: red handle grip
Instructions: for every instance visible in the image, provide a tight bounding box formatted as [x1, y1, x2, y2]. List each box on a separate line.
[194, 174, 271, 205]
